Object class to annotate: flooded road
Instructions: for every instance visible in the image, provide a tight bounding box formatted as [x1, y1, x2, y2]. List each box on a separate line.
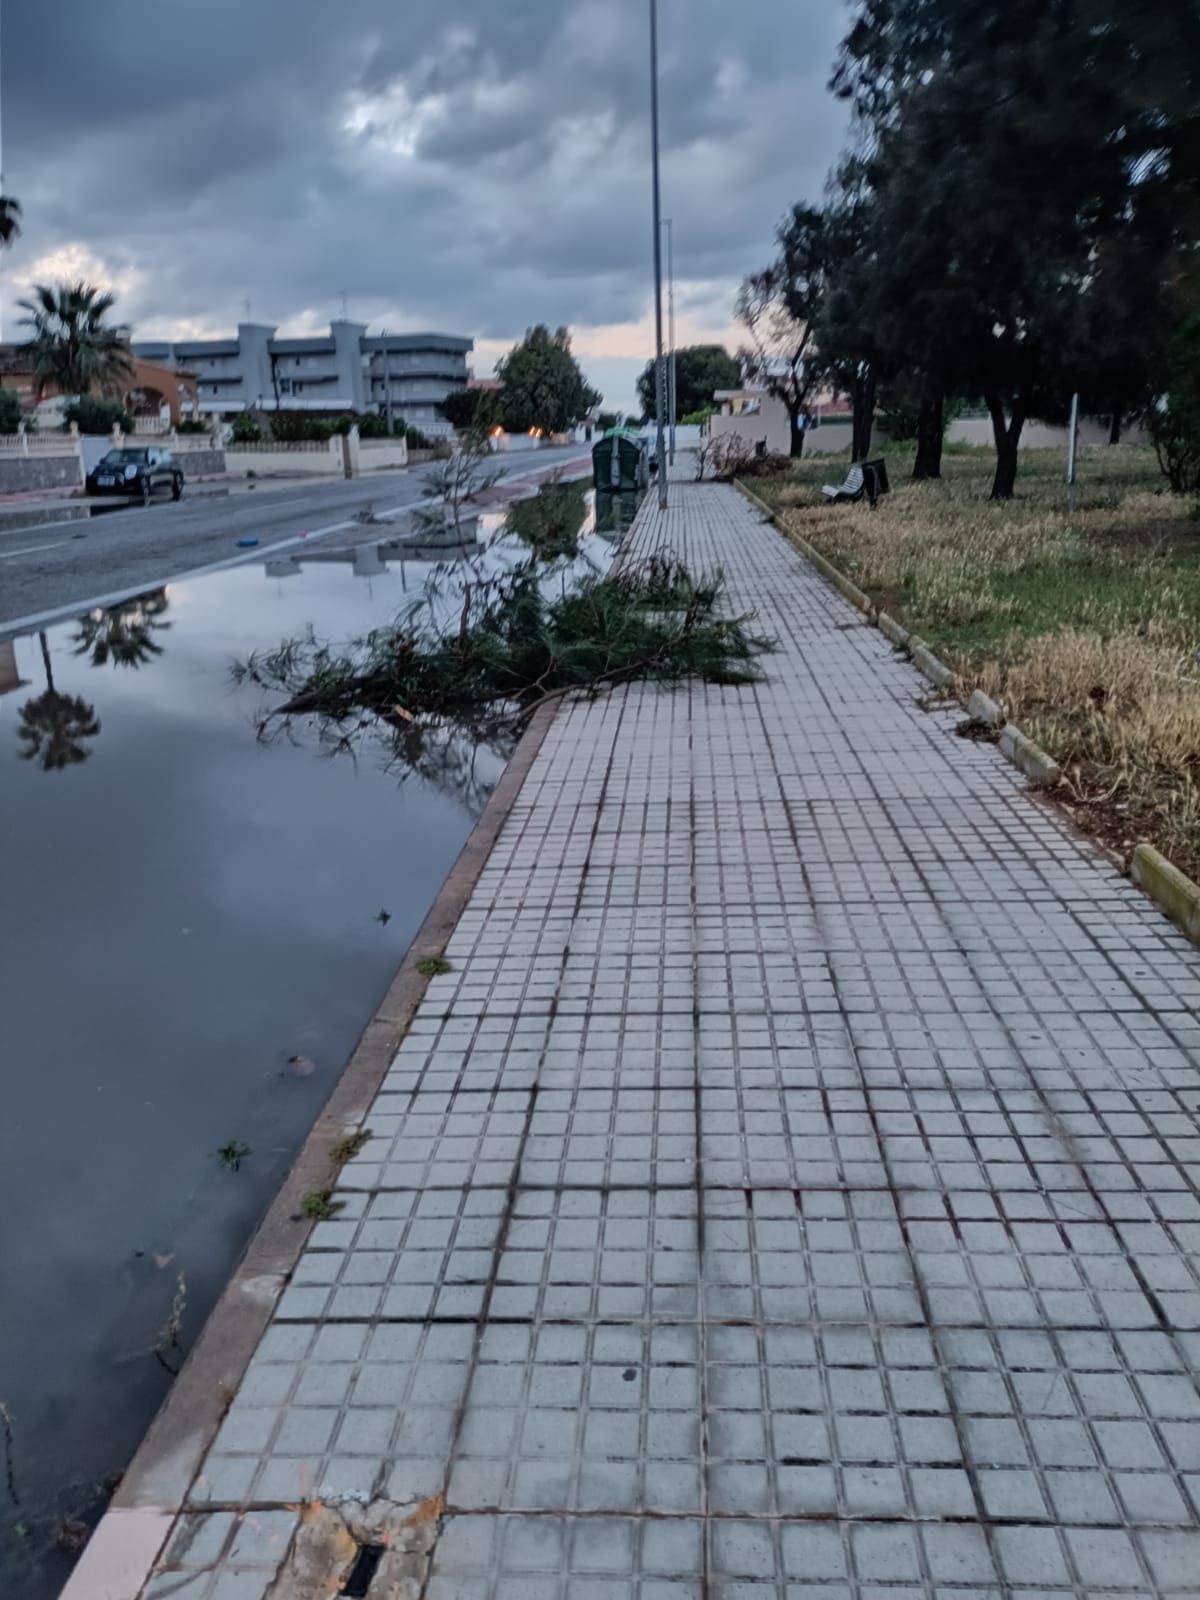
[0, 490, 629, 1597]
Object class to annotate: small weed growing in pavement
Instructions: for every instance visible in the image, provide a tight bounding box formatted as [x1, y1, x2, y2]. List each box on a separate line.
[217, 1139, 251, 1171]
[330, 1130, 372, 1164]
[417, 955, 453, 977]
[301, 1189, 342, 1221]
[153, 1273, 187, 1377]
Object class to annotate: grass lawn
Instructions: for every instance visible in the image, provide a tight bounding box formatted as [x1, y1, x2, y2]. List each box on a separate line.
[750, 441, 1200, 877]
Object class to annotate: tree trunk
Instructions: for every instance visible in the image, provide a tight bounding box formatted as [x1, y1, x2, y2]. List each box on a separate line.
[1108, 404, 1122, 446]
[788, 410, 805, 459]
[912, 390, 944, 480]
[986, 392, 1025, 499]
[851, 372, 876, 460]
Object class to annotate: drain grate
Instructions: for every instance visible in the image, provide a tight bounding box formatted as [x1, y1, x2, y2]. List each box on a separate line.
[342, 1543, 386, 1597]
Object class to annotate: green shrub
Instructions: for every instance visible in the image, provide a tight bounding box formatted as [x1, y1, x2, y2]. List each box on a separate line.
[1151, 316, 1200, 494]
[176, 418, 210, 434]
[230, 412, 262, 443]
[441, 389, 498, 430]
[64, 396, 133, 435]
[680, 406, 716, 426]
[0, 388, 23, 434]
[357, 412, 390, 438]
[268, 410, 332, 443]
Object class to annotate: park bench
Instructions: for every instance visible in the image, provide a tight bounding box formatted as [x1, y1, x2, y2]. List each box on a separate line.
[821, 457, 890, 507]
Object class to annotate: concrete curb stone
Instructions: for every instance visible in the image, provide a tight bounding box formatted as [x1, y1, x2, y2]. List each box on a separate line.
[731, 476, 1200, 936]
[967, 687, 1005, 727]
[999, 721, 1061, 786]
[59, 695, 564, 1600]
[877, 611, 909, 647]
[908, 636, 957, 691]
[1131, 841, 1200, 947]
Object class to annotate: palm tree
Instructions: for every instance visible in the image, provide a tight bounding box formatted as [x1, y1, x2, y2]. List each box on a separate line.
[17, 631, 101, 771]
[72, 589, 170, 668]
[18, 281, 134, 400]
[0, 195, 21, 249]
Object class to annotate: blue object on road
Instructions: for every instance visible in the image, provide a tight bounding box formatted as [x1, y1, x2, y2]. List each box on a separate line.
[236, 538, 259, 547]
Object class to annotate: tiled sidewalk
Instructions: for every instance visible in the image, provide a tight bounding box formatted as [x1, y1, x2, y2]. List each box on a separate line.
[141, 484, 1200, 1597]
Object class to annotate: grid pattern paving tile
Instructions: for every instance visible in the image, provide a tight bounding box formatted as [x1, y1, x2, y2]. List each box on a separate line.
[142, 483, 1200, 1598]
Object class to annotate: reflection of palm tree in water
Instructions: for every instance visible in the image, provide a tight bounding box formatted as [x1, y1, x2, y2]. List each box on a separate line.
[17, 632, 101, 771]
[73, 589, 170, 669]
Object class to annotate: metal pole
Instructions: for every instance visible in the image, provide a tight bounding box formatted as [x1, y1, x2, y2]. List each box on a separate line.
[1066, 391, 1079, 513]
[382, 336, 394, 436]
[1, 0, 6, 344]
[649, 0, 668, 509]
[666, 217, 677, 466]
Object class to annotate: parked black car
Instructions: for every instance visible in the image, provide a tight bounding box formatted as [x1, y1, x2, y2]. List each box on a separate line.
[86, 447, 184, 503]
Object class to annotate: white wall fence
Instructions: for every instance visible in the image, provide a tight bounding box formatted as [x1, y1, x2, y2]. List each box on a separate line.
[357, 436, 410, 471]
[0, 425, 87, 457]
[0, 421, 411, 486]
[224, 429, 409, 478]
[708, 415, 1153, 461]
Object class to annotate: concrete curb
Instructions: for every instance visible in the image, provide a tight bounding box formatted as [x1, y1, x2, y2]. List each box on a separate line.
[0, 502, 90, 532]
[60, 696, 563, 1600]
[1131, 842, 1200, 947]
[908, 636, 956, 691]
[738, 485, 874, 615]
[967, 687, 1005, 728]
[734, 478, 1063, 759]
[877, 611, 909, 647]
[735, 478, 1200, 952]
[999, 721, 1061, 786]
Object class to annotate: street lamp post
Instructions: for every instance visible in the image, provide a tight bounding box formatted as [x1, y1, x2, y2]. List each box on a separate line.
[665, 216, 677, 467]
[649, 0, 668, 510]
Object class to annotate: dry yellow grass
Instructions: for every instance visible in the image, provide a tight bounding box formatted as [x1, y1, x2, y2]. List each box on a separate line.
[755, 443, 1200, 874]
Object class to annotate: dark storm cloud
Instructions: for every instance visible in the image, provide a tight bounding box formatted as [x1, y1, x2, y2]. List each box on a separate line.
[3, 0, 849, 385]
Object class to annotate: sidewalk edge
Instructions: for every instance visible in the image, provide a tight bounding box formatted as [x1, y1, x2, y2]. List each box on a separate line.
[1131, 842, 1200, 947]
[60, 696, 562, 1600]
[734, 477, 1199, 948]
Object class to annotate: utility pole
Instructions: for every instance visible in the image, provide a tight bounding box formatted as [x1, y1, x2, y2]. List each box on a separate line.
[1066, 391, 1080, 513]
[665, 217, 677, 466]
[0, 0, 5, 341]
[649, 0, 668, 510]
[381, 329, 394, 436]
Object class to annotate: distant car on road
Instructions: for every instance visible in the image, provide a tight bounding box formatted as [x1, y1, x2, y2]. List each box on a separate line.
[86, 447, 184, 504]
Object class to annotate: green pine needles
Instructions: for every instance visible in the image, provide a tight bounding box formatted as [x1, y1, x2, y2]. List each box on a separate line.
[236, 551, 772, 735]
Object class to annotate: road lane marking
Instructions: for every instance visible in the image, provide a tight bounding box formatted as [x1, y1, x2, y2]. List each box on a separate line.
[0, 538, 79, 559]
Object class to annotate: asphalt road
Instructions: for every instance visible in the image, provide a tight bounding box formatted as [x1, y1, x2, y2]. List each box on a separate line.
[0, 444, 591, 635]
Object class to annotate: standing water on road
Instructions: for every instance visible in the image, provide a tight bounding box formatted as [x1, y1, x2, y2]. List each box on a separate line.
[0, 490, 618, 1597]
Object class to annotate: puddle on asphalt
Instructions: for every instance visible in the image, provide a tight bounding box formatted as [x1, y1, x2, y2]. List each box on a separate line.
[0, 486, 635, 1597]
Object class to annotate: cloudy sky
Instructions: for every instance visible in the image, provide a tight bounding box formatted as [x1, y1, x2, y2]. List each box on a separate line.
[3, 1, 850, 414]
